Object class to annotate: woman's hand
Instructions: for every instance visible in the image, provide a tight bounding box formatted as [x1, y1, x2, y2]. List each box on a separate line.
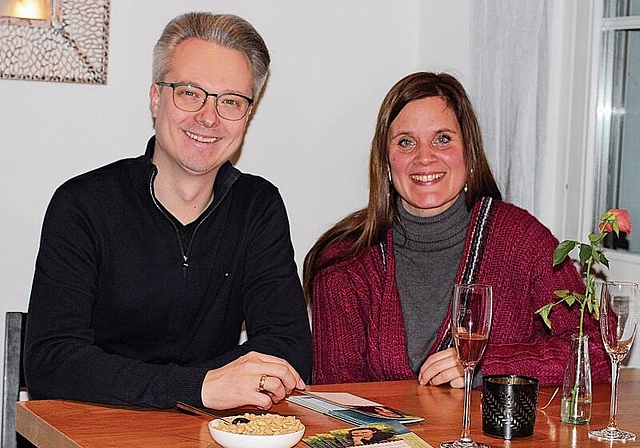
[201, 351, 305, 410]
[418, 347, 464, 388]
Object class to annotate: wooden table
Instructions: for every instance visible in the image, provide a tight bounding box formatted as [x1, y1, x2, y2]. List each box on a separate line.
[16, 368, 640, 447]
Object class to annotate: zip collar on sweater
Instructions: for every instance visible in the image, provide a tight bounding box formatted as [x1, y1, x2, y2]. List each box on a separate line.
[131, 136, 242, 267]
[132, 136, 241, 210]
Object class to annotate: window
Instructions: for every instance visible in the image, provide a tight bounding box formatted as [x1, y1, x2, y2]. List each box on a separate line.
[603, 0, 640, 16]
[595, 0, 640, 252]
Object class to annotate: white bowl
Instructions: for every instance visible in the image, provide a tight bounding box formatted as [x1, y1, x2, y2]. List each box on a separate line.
[208, 418, 305, 448]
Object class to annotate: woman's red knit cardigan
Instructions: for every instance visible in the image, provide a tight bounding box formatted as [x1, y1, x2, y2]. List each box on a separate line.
[311, 198, 609, 386]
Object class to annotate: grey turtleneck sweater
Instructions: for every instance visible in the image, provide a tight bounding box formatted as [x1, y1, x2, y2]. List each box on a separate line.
[393, 193, 470, 373]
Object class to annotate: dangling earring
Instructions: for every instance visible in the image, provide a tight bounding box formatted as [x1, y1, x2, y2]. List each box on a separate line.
[387, 168, 392, 183]
[464, 183, 468, 193]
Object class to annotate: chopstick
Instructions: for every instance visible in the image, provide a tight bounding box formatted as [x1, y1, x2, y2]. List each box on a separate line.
[176, 401, 284, 420]
[176, 401, 221, 420]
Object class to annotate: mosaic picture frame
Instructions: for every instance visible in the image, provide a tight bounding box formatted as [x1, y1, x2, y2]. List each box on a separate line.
[0, 0, 110, 84]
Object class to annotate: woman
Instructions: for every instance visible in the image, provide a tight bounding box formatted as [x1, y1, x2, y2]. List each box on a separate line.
[304, 72, 609, 387]
[347, 427, 395, 445]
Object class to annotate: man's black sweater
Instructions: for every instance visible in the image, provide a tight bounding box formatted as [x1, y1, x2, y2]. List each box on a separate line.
[24, 137, 312, 408]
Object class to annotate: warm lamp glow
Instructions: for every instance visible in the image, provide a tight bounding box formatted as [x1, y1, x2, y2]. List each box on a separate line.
[0, 0, 51, 20]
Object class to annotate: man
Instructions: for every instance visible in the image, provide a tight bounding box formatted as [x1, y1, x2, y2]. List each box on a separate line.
[24, 12, 312, 411]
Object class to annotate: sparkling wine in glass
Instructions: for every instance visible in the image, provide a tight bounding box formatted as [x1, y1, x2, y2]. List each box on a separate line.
[441, 283, 493, 448]
[589, 281, 639, 442]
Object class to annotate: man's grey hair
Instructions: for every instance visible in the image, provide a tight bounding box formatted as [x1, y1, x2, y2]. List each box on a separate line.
[152, 12, 270, 99]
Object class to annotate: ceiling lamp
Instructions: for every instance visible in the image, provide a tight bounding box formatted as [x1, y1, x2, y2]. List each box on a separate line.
[0, 0, 51, 21]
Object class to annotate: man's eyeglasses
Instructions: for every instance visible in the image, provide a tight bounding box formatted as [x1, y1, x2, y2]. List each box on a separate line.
[156, 82, 254, 121]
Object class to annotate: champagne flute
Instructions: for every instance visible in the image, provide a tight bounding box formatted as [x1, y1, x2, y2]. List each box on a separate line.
[441, 283, 493, 448]
[589, 281, 639, 442]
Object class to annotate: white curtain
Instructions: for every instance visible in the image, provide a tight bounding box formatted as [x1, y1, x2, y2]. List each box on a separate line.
[470, 0, 550, 216]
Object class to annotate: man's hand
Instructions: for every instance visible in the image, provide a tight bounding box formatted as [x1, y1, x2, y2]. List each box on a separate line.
[418, 348, 464, 388]
[201, 351, 305, 410]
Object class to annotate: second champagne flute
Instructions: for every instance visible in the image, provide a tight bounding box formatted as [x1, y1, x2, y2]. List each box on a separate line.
[588, 281, 639, 442]
[441, 283, 493, 448]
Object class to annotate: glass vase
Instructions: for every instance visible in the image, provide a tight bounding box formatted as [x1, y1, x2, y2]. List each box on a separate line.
[561, 333, 592, 424]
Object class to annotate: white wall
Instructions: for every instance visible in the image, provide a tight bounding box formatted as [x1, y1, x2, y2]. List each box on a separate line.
[0, 1, 470, 364]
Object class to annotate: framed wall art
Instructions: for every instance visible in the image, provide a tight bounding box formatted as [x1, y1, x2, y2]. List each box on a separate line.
[0, 0, 110, 84]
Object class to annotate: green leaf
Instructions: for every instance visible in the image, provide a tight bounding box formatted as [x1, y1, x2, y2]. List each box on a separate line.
[554, 290, 570, 298]
[587, 298, 594, 314]
[537, 306, 552, 329]
[537, 302, 557, 314]
[589, 232, 605, 245]
[565, 295, 576, 306]
[553, 240, 577, 266]
[578, 244, 592, 264]
[600, 252, 610, 269]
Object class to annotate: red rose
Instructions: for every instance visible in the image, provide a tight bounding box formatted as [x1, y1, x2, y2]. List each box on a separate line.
[599, 209, 632, 235]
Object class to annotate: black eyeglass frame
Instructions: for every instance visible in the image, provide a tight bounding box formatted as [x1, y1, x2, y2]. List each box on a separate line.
[156, 82, 254, 121]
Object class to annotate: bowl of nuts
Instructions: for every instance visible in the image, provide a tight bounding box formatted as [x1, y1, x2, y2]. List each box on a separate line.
[208, 413, 305, 448]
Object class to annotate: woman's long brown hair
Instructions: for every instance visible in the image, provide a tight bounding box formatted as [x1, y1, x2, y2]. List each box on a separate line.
[303, 72, 501, 302]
